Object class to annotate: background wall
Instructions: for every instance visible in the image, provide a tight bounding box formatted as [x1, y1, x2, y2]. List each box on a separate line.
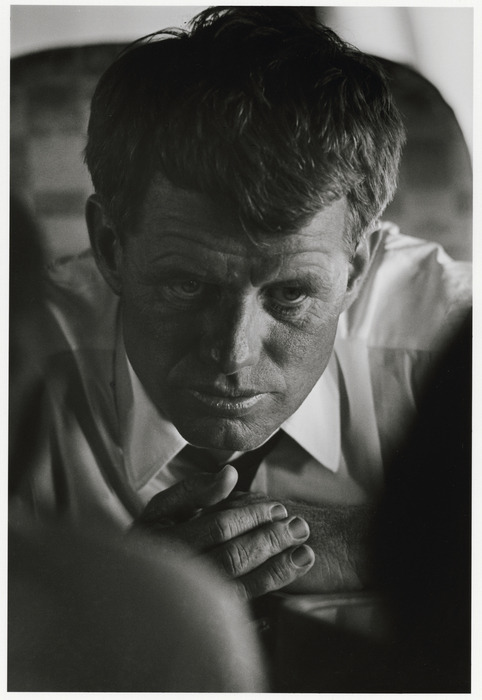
[10, 5, 202, 55]
[320, 7, 473, 159]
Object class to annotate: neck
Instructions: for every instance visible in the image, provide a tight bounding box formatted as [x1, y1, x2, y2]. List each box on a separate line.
[204, 448, 239, 468]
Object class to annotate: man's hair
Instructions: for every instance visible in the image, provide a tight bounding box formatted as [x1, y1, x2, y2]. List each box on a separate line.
[85, 6, 405, 246]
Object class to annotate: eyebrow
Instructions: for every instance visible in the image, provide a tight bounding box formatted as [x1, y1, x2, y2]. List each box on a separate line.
[144, 257, 335, 293]
[142, 257, 226, 284]
[267, 271, 335, 297]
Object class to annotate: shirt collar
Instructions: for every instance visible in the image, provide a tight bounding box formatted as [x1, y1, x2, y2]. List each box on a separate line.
[281, 349, 340, 473]
[114, 328, 187, 490]
[115, 330, 342, 490]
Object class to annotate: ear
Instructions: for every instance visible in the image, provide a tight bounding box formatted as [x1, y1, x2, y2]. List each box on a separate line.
[85, 195, 123, 295]
[342, 237, 370, 311]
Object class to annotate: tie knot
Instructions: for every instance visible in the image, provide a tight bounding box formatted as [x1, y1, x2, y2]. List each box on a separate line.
[178, 430, 283, 490]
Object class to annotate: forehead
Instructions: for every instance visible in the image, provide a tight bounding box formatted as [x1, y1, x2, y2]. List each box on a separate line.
[130, 175, 350, 269]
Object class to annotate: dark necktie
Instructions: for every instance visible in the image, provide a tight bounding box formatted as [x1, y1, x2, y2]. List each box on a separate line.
[181, 430, 283, 491]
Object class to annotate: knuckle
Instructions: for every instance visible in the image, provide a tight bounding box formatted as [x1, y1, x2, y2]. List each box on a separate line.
[265, 525, 284, 552]
[208, 515, 233, 545]
[220, 543, 250, 578]
[265, 558, 290, 589]
[242, 503, 267, 526]
[221, 549, 238, 577]
[246, 503, 273, 529]
[235, 541, 252, 570]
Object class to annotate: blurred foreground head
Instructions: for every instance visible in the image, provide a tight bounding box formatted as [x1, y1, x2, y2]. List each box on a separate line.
[375, 312, 471, 691]
[85, 6, 405, 248]
[9, 520, 267, 691]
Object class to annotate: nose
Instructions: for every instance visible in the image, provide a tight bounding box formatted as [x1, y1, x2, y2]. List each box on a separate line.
[199, 295, 264, 375]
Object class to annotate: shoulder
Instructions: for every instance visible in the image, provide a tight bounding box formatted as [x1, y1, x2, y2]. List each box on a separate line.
[339, 222, 472, 351]
[43, 249, 120, 355]
[38, 252, 120, 445]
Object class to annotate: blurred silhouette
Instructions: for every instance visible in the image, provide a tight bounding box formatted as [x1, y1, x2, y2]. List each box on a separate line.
[9, 194, 50, 493]
[8, 519, 267, 691]
[375, 310, 471, 691]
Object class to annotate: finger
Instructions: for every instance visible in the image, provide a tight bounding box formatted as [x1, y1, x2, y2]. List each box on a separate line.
[227, 490, 268, 502]
[201, 490, 270, 515]
[139, 464, 238, 524]
[211, 516, 310, 578]
[236, 544, 315, 601]
[170, 500, 290, 552]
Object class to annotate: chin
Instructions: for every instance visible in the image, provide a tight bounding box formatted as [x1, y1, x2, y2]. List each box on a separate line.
[176, 416, 274, 452]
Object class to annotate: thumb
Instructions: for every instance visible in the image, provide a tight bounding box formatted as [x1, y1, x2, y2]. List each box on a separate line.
[138, 465, 238, 525]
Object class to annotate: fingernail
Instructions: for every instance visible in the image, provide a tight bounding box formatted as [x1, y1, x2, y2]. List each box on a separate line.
[270, 504, 288, 521]
[291, 545, 314, 568]
[288, 516, 309, 539]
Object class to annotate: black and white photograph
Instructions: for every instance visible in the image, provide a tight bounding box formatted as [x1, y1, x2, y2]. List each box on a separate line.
[8, 4, 474, 693]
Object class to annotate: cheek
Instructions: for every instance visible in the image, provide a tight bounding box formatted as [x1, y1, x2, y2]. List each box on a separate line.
[121, 290, 198, 372]
[269, 305, 342, 391]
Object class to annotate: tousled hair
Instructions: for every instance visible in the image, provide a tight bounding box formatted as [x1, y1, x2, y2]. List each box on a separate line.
[85, 6, 405, 247]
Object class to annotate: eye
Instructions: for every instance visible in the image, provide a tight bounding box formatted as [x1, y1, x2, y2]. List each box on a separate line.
[169, 279, 205, 299]
[268, 286, 307, 306]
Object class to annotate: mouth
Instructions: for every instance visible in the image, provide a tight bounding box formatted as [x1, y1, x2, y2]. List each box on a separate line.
[185, 387, 266, 415]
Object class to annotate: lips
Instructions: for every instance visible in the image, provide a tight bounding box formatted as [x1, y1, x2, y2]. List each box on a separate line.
[183, 386, 267, 416]
[189, 385, 263, 398]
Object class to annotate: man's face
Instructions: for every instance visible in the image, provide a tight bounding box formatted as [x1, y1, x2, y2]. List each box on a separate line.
[117, 176, 358, 450]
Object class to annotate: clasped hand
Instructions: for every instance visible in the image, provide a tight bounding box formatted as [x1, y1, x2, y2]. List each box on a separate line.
[131, 465, 315, 600]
